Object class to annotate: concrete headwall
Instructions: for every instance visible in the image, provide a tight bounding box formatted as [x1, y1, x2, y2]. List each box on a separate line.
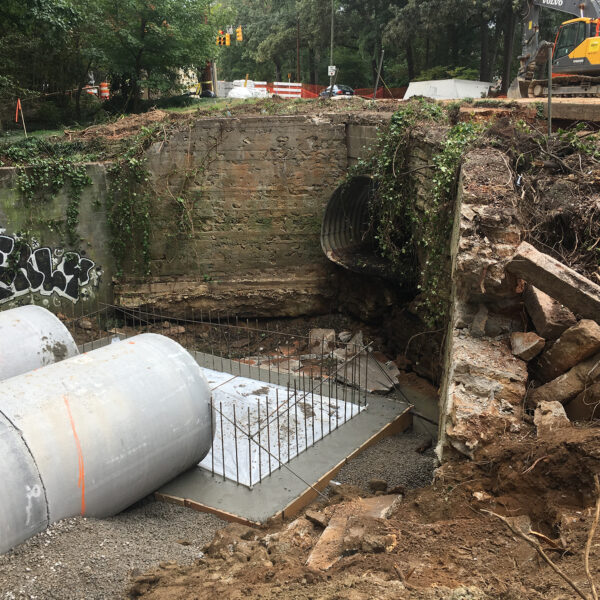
[116, 113, 387, 317]
[0, 114, 387, 317]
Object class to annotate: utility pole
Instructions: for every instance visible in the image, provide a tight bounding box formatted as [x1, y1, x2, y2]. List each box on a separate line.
[373, 49, 384, 99]
[296, 17, 300, 82]
[329, 0, 334, 97]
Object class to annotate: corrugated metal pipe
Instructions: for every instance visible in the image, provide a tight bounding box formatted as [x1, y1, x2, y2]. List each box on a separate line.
[320, 176, 395, 279]
[0, 333, 213, 554]
[0, 305, 78, 380]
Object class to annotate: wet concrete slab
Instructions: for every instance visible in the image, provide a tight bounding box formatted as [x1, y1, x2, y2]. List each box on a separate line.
[157, 393, 412, 524]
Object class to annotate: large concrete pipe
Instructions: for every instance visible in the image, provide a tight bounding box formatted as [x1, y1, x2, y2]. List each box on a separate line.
[0, 305, 78, 380]
[0, 333, 212, 554]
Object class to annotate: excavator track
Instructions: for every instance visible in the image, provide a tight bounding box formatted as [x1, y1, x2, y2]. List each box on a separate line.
[528, 75, 600, 97]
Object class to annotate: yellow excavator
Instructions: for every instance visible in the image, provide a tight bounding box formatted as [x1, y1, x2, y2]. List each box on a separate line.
[509, 0, 600, 97]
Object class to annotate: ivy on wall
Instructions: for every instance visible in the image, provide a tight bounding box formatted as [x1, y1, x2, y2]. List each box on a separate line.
[353, 99, 482, 328]
[14, 159, 92, 246]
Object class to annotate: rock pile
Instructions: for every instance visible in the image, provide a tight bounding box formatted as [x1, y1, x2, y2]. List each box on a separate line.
[505, 243, 600, 428]
[238, 328, 409, 394]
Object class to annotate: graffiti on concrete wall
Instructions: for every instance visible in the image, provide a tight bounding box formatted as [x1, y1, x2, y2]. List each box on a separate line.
[0, 235, 97, 304]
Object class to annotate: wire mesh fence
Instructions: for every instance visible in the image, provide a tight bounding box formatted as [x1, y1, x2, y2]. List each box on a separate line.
[62, 295, 377, 488]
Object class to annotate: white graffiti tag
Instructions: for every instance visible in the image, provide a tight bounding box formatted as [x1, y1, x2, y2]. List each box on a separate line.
[0, 235, 96, 304]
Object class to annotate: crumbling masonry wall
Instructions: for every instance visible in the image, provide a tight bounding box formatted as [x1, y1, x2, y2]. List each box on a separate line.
[438, 149, 529, 459]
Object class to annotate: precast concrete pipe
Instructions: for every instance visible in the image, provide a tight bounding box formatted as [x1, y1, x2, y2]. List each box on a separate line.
[0, 305, 78, 380]
[0, 333, 213, 554]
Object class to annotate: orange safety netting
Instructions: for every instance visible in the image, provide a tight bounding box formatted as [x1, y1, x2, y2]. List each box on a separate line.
[301, 84, 326, 98]
[263, 83, 406, 99]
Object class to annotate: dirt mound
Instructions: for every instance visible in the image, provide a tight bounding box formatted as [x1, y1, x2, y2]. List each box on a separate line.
[128, 426, 600, 600]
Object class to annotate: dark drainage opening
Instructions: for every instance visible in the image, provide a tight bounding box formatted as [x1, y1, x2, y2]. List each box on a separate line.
[321, 176, 397, 281]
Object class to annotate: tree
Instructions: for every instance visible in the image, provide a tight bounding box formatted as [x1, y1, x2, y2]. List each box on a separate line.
[95, 0, 213, 110]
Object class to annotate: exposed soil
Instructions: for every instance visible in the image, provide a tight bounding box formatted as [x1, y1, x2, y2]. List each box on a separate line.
[0, 431, 435, 599]
[129, 425, 600, 600]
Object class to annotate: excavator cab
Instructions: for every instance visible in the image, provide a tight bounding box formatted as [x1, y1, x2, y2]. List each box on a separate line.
[552, 17, 600, 72]
[554, 20, 588, 59]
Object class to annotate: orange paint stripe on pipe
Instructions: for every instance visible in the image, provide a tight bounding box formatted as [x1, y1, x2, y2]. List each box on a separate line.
[63, 396, 86, 515]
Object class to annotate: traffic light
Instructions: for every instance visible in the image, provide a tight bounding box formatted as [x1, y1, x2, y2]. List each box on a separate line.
[225, 33, 231, 46]
[236, 26, 243, 41]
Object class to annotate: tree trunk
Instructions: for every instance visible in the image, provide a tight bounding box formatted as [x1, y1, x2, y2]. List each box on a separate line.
[500, 2, 517, 94]
[308, 47, 316, 85]
[406, 42, 415, 81]
[275, 60, 282, 82]
[480, 16, 491, 81]
[75, 59, 93, 122]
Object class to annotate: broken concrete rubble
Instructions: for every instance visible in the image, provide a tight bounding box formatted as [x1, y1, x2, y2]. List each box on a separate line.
[510, 331, 545, 361]
[534, 401, 571, 436]
[306, 495, 400, 571]
[523, 285, 576, 340]
[336, 352, 400, 393]
[507, 242, 600, 322]
[533, 319, 600, 383]
[528, 351, 600, 405]
[309, 328, 336, 349]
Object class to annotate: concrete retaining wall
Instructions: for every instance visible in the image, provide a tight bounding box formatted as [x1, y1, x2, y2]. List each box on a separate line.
[0, 163, 113, 310]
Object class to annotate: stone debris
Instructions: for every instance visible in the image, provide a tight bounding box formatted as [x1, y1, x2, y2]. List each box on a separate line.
[528, 351, 600, 406]
[338, 331, 352, 343]
[565, 382, 600, 421]
[470, 304, 488, 338]
[308, 328, 336, 350]
[522, 285, 576, 340]
[336, 353, 400, 393]
[77, 318, 93, 330]
[508, 241, 600, 322]
[510, 331, 545, 361]
[443, 336, 527, 458]
[306, 495, 401, 571]
[305, 510, 329, 529]
[534, 319, 600, 383]
[534, 401, 571, 436]
[347, 331, 364, 349]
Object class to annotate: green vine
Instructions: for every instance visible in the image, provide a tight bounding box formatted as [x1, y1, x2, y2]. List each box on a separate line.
[355, 99, 482, 327]
[106, 124, 162, 276]
[14, 158, 92, 246]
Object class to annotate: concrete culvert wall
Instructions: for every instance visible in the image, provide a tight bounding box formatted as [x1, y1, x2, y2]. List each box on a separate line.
[0, 333, 213, 554]
[0, 305, 79, 380]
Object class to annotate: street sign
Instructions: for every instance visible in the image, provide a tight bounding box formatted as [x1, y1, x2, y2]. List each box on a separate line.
[328, 65, 336, 77]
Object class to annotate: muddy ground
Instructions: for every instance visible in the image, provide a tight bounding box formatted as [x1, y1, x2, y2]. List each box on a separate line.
[129, 426, 600, 600]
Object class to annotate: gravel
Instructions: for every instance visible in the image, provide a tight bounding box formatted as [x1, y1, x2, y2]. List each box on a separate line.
[0, 500, 225, 600]
[334, 431, 436, 492]
[0, 432, 435, 599]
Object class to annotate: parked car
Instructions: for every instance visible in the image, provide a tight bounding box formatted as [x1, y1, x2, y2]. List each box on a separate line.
[319, 84, 354, 97]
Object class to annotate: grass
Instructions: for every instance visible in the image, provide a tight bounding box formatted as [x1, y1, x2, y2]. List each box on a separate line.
[0, 128, 67, 144]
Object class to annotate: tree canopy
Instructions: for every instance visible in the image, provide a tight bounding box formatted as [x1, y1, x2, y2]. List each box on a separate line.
[0, 0, 214, 120]
[216, 0, 563, 94]
[0, 0, 574, 124]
